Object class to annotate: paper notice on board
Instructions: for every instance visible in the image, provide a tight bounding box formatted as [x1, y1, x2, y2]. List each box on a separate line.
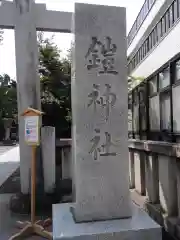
[25, 116, 39, 145]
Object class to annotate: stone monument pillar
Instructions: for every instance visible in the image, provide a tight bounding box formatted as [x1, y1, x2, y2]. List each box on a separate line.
[53, 3, 161, 239]
[71, 2, 131, 222]
[14, 0, 41, 194]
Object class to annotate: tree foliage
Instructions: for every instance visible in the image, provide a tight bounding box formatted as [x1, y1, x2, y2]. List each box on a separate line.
[128, 75, 144, 91]
[0, 74, 17, 140]
[38, 33, 71, 138]
[0, 74, 17, 119]
[0, 33, 72, 140]
[0, 33, 145, 140]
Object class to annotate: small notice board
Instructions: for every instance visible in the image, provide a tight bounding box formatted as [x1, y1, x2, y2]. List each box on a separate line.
[25, 116, 40, 145]
[22, 107, 43, 146]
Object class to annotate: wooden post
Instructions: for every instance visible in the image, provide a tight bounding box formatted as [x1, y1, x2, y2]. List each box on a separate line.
[31, 145, 36, 224]
[9, 107, 52, 240]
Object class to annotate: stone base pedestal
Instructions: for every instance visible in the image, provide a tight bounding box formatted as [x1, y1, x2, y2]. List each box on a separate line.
[53, 203, 161, 240]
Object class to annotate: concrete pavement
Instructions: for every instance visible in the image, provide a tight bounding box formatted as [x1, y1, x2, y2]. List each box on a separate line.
[0, 146, 20, 188]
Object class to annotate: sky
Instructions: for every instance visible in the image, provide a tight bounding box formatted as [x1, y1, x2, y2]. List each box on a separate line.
[0, 0, 145, 79]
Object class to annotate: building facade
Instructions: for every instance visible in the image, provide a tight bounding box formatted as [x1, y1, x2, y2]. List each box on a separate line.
[128, 0, 180, 142]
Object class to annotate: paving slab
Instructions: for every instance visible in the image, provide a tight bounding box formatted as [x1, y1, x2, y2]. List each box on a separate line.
[0, 146, 20, 188]
[0, 194, 52, 240]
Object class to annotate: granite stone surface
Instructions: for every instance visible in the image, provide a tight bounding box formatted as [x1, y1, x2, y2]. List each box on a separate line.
[71, 2, 131, 222]
[53, 203, 162, 240]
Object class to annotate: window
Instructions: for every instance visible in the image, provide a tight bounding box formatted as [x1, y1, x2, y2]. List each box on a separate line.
[141, 44, 144, 59]
[144, 0, 149, 16]
[133, 90, 139, 105]
[152, 28, 157, 46]
[149, 76, 158, 95]
[137, 15, 141, 29]
[135, 54, 138, 67]
[132, 57, 135, 69]
[151, 30, 155, 47]
[139, 84, 146, 103]
[161, 17, 166, 36]
[159, 67, 170, 89]
[175, 60, 180, 81]
[133, 90, 139, 134]
[160, 92, 171, 130]
[165, 10, 170, 30]
[128, 108, 133, 134]
[173, 0, 179, 22]
[169, 5, 174, 27]
[138, 50, 140, 63]
[145, 39, 149, 53]
[172, 84, 180, 132]
[154, 26, 158, 45]
[139, 47, 142, 61]
[143, 43, 146, 58]
[148, 0, 155, 9]
[149, 32, 152, 49]
[149, 95, 160, 131]
[128, 94, 133, 135]
[157, 21, 162, 40]
[128, 0, 180, 74]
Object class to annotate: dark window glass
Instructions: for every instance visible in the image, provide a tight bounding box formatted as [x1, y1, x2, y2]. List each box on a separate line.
[159, 67, 170, 89]
[141, 47, 144, 60]
[139, 83, 146, 101]
[128, 64, 130, 74]
[149, 76, 158, 95]
[137, 51, 139, 64]
[139, 48, 141, 61]
[145, 39, 149, 53]
[149, 32, 153, 49]
[151, 30, 154, 47]
[141, 44, 144, 59]
[157, 21, 162, 40]
[144, 41, 147, 56]
[138, 50, 141, 62]
[144, 42, 147, 56]
[165, 10, 170, 30]
[149, 95, 160, 131]
[134, 55, 137, 67]
[148, 34, 151, 50]
[153, 26, 158, 44]
[173, 0, 179, 21]
[135, 54, 138, 67]
[131, 59, 133, 70]
[133, 90, 139, 105]
[175, 59, 180, 81]
[172, 84, 180, 132]
[169, 5, 174, 27]
[130, 62, 133, 73]
[132, 57, 135, 69]
[128, 108, 133, 133]
[141, 45, 144, 60]
[152, 29, 156, 46]
[161, 16, 166, 36]
[143, 43, 146, 58]
[160, 92, 171, 130]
